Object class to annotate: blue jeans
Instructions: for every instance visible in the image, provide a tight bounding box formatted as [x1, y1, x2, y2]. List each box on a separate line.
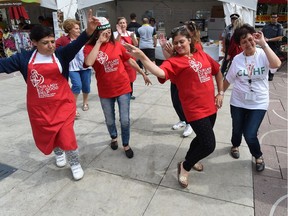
[100, 93, 131, 146]
[230, 105, 266, 159]
[69, 69, 92, 94]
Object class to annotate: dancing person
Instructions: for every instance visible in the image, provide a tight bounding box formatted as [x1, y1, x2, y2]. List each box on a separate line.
[159, 21, 205, 171]
[125, 26, 224, 188]
[223, 24, 281, 172]
[114, 16, 151, 100]
[56, 19, 92, 118]
[84, 17, 148, 159]
[0, 9, 99, 180]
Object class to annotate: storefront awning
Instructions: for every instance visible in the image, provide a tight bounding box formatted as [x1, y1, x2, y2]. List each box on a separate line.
[8, 6, 29, 20]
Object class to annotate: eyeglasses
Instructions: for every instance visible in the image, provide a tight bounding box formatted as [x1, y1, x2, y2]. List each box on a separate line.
[184, 21, 197, 31]
[171, 25, 186, 34]
[271, 16, 278, 18]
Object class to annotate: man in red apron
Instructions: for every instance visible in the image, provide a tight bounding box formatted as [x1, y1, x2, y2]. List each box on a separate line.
[0, 9, 100, 180]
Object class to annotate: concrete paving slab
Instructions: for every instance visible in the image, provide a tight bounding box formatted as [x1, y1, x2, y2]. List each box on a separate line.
[144, 187, 254, 216]
[36, 169, 157, 216]
[253, 175, 287, 216]
[276, 146, 288, 180]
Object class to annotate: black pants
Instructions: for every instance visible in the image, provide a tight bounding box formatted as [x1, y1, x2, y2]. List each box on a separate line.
[170, 83, 186, 122]
[183, 113, 217, 171]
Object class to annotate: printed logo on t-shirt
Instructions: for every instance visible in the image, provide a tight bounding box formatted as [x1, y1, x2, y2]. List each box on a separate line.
[97, 51, 119, 73]
[30, 69, 58, 98]
[188, 59, 211, 83]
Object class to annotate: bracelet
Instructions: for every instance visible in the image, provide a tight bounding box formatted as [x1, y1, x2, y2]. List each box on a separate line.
[218, 91, 224, 96]
[261, 43, 269, 49]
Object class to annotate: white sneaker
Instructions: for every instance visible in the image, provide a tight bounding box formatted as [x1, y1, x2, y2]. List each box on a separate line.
[183, 124, 192, 137]
[172, 121, 186, 130]
[71, 164, 84, 180]
[55, 152, 67, 167]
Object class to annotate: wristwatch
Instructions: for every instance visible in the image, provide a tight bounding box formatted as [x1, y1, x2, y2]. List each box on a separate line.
[218, 91, 224, 96]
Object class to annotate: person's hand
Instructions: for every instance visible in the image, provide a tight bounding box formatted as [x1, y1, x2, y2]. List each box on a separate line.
[85, 9, 101, 36]
[130, 32, 135, 39]
[123, 43, 146, 59]
[253, 31, 266, 47]
[142, 74, 152, 86]
[158, 33, 167, 47]
[97, 29, 110, 44]
[116, 24, 122, 34]
[215, 94, 224, 109]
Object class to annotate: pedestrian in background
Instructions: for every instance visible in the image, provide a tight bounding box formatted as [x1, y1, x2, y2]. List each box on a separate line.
[0, 9, 99, 180]
[223, 24, 281, 172]
[127, 12, 142, 33]
[125, 26, 224, 188]
[262, 13, 284, 81]
[56, 19, 92, 118]
[221, 13, 240, 75]
[136, 17, 157, 75]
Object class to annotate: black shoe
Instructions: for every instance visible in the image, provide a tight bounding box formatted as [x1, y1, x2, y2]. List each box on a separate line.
[125, 147, 134, 158]
[230, 147, 240, 159]
[110, 140, 118, 150]
[256, 157, 265, 172]
[130, 95, 136, 100]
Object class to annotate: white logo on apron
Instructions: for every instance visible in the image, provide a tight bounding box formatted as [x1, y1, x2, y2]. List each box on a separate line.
[30, 70, 59, 98]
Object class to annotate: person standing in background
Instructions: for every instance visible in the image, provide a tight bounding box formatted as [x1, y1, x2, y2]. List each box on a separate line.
[136, 17, 157, 75]
[221, 13, 240, 75]
[114, 17, 152, 100]
[127, 12, 142, 33]
[56, 19, 92, 118]
[262, 13, 284, 81]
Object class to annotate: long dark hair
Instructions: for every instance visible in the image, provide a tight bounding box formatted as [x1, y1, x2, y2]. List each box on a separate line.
[87, 28, 115, 45]
[30, 24, 54, 42]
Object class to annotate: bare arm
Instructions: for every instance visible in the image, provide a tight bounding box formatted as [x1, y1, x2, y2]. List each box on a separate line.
[85, 29, 110, 66]
[254, 31, 281, 68]
[214, 71, 224, 109]
[127, 58, 152, 85]
[124, 43, 166, 79]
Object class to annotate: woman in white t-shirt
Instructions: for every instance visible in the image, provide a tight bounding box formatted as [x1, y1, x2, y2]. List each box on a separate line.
[223, 24, 281, 172]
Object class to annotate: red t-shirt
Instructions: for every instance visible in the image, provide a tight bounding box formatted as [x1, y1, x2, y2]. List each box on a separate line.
[56, 35, 71, 48]
[159, 50, 220, 122]
[83, 41, 131, 98]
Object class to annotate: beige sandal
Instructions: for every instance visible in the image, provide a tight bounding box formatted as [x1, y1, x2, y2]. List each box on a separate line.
[177, 162, 188, 188]
[192, 162, 204, 172]
[82, 104, 89, 111]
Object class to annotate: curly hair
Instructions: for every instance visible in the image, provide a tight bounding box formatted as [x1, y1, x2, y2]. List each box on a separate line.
[62, 19, 80, 33]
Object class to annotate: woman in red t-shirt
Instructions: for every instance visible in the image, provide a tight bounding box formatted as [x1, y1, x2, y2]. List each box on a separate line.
[84, 17, 145, 159]
[125, 27, 224, 188]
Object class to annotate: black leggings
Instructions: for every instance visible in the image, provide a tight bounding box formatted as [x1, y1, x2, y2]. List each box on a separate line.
[183, 113, 217, 171]
[170, 83, 186, 122]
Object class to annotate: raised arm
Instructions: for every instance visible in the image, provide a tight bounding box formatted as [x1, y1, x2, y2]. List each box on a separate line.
[85, 29, 110, 66]
[124, 43, 166, 79]
[254, 31, 281, 69]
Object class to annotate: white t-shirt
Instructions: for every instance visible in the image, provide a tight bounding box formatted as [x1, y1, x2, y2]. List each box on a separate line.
[226, 48, 274, 110]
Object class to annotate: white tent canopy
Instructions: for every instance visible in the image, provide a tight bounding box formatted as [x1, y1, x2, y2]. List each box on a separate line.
[218, 0, 258, 26]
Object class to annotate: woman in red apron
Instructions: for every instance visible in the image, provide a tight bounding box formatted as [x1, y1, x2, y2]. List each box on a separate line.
[114, 17, 151, 99]
[0, 9, 100, 180]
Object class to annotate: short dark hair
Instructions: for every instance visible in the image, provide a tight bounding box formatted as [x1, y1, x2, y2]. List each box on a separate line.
[30, 24, 54, 42]
[234, 24, 256, 45]
[130, 13, 136, 20]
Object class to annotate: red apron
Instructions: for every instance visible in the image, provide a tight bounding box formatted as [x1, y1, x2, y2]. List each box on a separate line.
[26, 51, 77, 155]
[120, 35, 137, 82]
